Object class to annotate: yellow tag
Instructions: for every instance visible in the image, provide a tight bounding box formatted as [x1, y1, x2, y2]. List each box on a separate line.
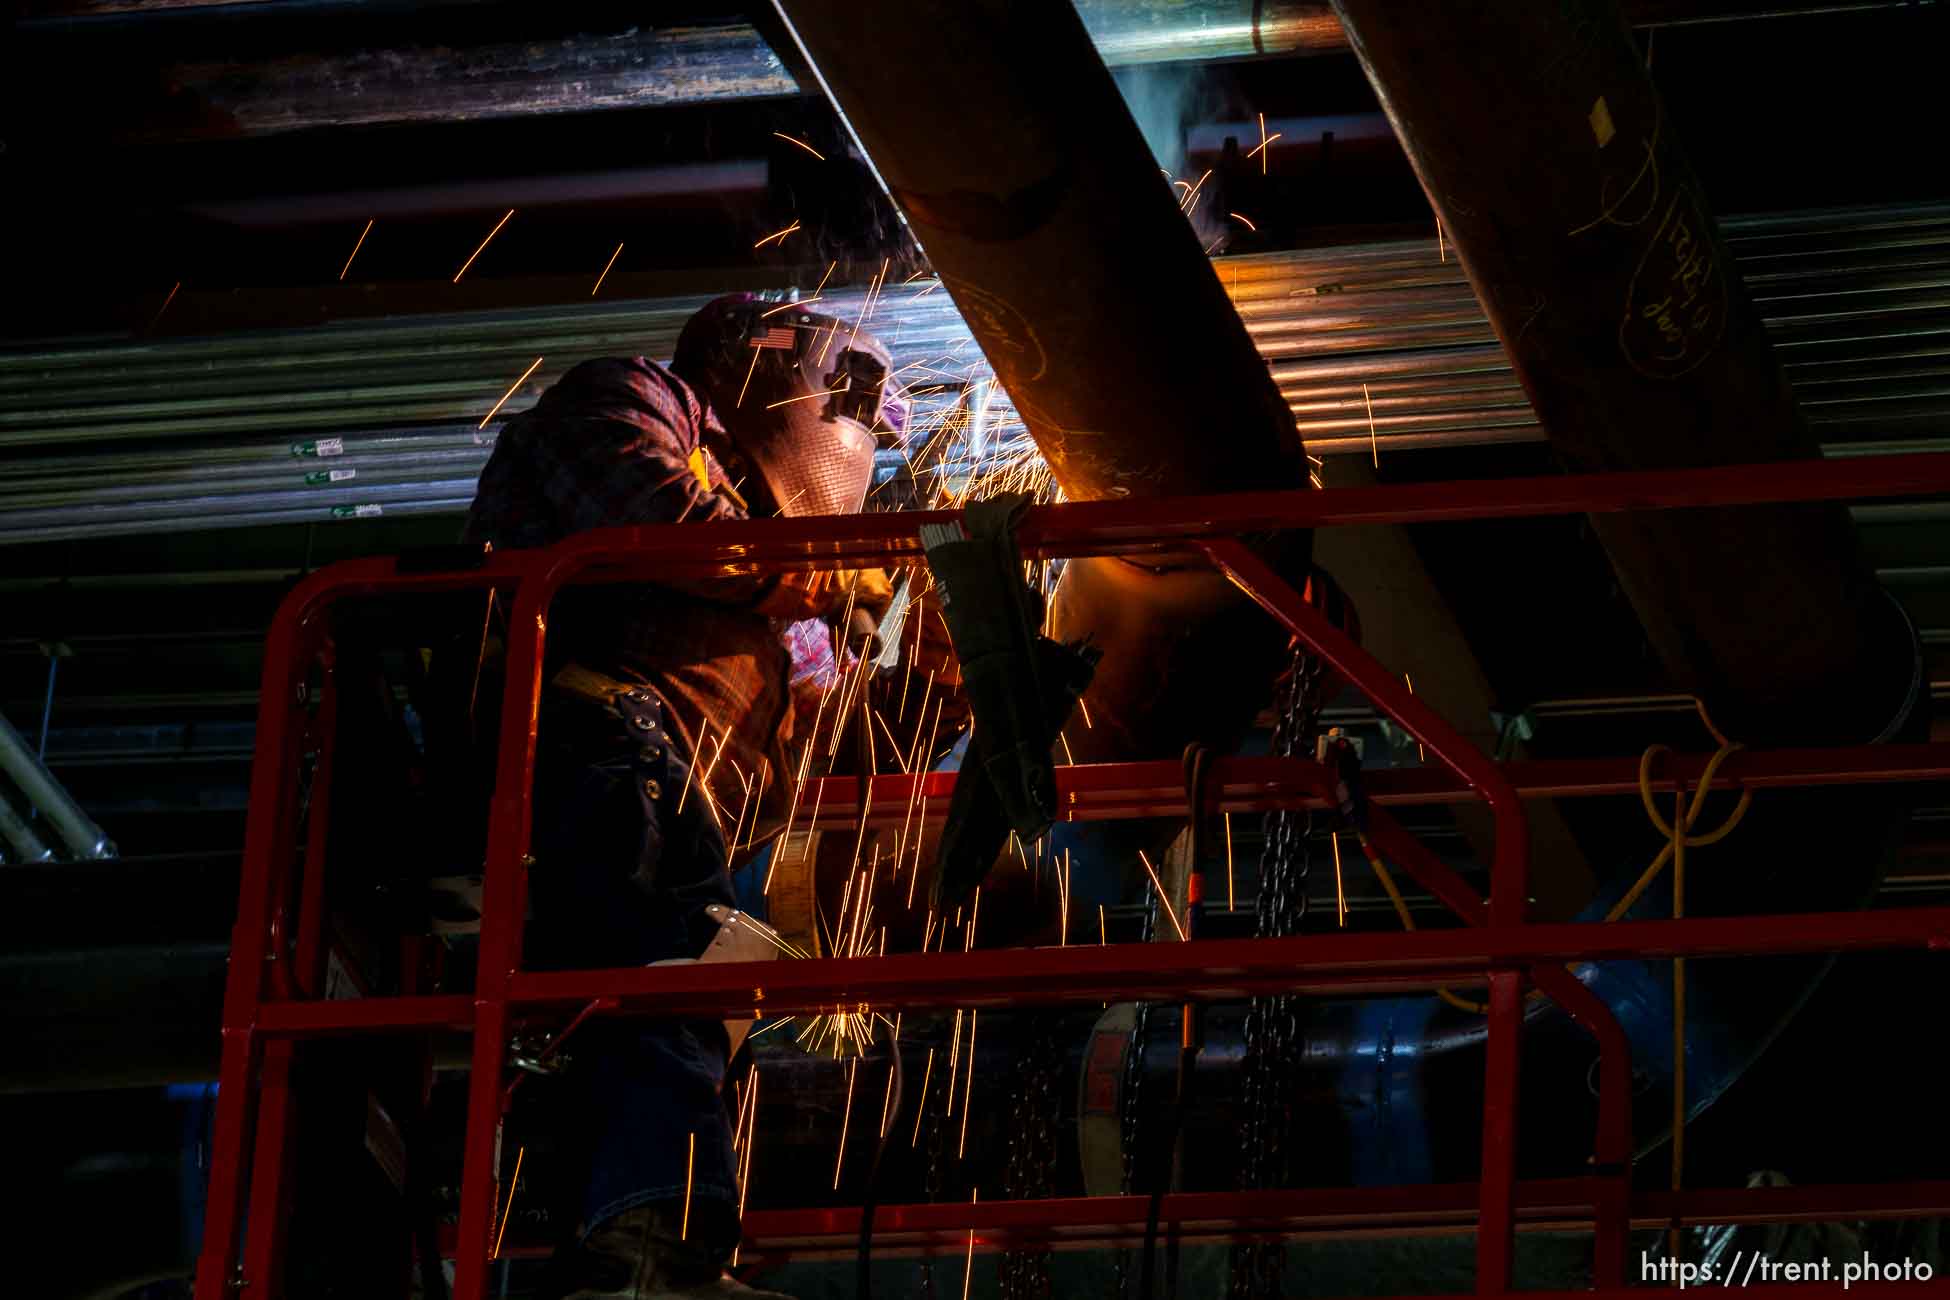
[686, 446, 711, 491]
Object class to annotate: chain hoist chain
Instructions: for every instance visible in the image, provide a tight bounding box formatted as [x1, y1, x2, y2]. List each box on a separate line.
[919, 1025, 952, 1300]
[1229, 647, 1324, 1300]
[1113, 895, 1161, 1299]
[1000, 1012, 1061, 1300]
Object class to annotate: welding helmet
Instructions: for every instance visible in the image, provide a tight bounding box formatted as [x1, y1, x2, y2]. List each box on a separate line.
[672, 292, 905, 517]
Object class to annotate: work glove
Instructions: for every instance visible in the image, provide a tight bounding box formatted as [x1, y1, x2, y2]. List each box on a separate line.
[752, 566, 897, 623]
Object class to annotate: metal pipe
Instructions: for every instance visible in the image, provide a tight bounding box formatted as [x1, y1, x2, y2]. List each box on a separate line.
[4, 206, 1949, 545]
[16, 3, 1926, 143]
[179, 161, 770, 228]
[1185, 111, 1398, 162]
[6, 208, 1944, 429]
[0, 786, 59, 864]
[0, 710, 117, 859]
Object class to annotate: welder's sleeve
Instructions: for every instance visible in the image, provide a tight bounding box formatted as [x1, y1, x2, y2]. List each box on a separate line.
[506, 357, 832, 616]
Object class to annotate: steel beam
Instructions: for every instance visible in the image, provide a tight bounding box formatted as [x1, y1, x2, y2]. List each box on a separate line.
[775, 0, 1304, 503]
[1328, 0, 1916, 748]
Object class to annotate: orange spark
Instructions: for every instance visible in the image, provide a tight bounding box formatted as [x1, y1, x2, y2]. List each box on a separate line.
[834, 1058, 858, 1189]
[766, 382, 847, 410]
[339, 219, 374, 281]
[911, 1047, 935, 1146]
[945, 1009, 963, 1116]
[453, 209, 515, 283]
[1061, 848, 1072, 945]
[1332, 831, 1347, 927]
[753, 220, 801, 250]
[591, 241, 624, 296]
[492, 1145, 526, 1259]
[734, 347, 763, 409]
[1225, 812, 1236, 911]
[479, 356, 544, 430]
[682, 1131, 696, 1238]
[1404, 674, 1426, 760]
[1229, 212, 1257, 232]
[1364, 382, 1379, 466]
[145, 281, 182, 334]
[773, 132, 826, 160]
[958, 1009, 978, 1158]
[1138, 850, 1187, 941]
[962, 1190, 979, 1300]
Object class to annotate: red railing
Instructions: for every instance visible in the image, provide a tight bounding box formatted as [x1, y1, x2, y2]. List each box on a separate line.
[194, 452, 1950, 1299]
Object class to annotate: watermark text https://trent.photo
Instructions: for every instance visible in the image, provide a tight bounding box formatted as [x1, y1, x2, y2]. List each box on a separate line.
[1641, 1251, 1936, 1289]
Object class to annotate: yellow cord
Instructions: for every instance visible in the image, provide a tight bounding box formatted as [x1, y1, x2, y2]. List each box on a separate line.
[1669, 786, 1688, 1263]
[1357, 832, 1488, 1015]
[1610, 730, 1752, 926]
[1360, 698, 1749, 1027]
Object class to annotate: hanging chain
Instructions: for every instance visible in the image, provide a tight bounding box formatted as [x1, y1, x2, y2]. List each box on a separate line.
[1000, 1012, 1062, 1300]
[919, 1028, 952, 1300]
[1229, 646, 1324, 1300]
[1113, 895, 1161, 1299]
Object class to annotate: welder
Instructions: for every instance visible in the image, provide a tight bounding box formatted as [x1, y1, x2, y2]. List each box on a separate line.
[464, 293, 904, 1299]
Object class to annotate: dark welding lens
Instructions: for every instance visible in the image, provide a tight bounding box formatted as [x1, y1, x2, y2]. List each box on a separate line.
[825, 349, 889, 424]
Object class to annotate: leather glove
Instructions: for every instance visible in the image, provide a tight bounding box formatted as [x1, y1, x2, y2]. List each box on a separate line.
[754, 566, 897, 622]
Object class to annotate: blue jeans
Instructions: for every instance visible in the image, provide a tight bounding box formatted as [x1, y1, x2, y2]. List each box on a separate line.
[528, 683, 740, 1245]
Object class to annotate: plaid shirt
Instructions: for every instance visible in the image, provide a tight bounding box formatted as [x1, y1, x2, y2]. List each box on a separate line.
[464, 356, 799, 825]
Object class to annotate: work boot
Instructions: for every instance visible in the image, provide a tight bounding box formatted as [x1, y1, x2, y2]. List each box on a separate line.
[557, 1205, 796, 1299]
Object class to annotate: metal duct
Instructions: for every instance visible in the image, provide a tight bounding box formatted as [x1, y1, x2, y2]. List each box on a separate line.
[3, 205, 1945, 545]
[0, 710, 117, 860]
[12, 3, 1924, 141]
[179, 162, 771, 228]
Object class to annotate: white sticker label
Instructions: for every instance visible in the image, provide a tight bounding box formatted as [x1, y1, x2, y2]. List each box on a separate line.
[330, 468, 356, 483]
[354, 503, 382, 517]
[316, 437, 345, 457]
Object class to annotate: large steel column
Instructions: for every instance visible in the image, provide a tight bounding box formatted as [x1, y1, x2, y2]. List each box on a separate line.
[1327, 0, 1916, 747]
[770, 1, 1305, 503]
[772, 0, 1315, 762]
